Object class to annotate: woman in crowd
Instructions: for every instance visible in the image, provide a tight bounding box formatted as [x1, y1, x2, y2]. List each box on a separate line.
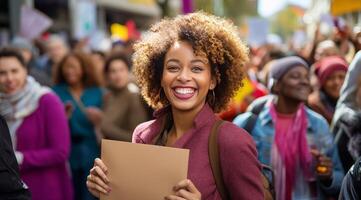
[11, 37, 52, 86]
[52, 51, 103, 200]
[0, 48, 73, 200]
[233, 56, 343, 200]
[86, 12, 264, 199]
[308, 56, 347, 124]
[332, 51, 361, 172]
[90, 50, 106, 86]
[100, 53, 147, 141]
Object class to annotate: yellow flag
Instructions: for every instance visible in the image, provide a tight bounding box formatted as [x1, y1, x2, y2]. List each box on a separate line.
[111, 23, 128, 41]
[232, 78, 255, 104]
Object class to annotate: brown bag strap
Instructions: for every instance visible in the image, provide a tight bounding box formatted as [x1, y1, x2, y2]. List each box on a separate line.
[208, 120, 230, 200]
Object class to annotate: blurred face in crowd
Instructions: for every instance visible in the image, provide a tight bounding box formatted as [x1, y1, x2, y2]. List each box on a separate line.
[61, 56, 83, 86]
[107, 59, 129, 89]
[322, 70, 346, 100]
[92, 53, 105, 73]
[47, 39, 67, 64]
[161, 41, 216, 113]
[274, 66, 311, 102]
[0, 56, 27, 94]
[315, 45, 339, 62]
[19, 49, 32, 64]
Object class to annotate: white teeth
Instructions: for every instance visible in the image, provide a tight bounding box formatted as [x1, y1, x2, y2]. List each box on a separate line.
[175, 88, 194, 94]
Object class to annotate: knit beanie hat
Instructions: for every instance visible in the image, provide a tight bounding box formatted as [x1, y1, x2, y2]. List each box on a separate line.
[268, 56, 309, 91]
[11, 37, 33, 52]
[315, 56, 348, 86]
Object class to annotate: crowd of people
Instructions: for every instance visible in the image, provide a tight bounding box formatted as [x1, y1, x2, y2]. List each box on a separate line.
[1, 11, 361, 200]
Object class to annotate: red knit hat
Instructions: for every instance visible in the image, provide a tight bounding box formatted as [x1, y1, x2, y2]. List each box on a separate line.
[315, 56, 348, 85]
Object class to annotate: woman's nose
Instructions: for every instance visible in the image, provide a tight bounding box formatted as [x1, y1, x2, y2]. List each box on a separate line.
[177, 69, 191, 82]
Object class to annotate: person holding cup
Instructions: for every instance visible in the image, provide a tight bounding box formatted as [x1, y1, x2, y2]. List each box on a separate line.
[233, 56, 344, 200]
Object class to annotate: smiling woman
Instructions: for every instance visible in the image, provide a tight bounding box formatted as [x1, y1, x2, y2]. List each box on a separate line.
[161, 41, 216, 115]
[233, 56, 344, 200]
[0, 47, 73, 200]
[86, 12, 264, 200]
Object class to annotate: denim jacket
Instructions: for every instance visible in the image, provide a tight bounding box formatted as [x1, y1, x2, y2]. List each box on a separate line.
[233, 95, 343, 199]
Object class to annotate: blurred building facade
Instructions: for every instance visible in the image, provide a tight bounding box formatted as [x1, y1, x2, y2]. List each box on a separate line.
[0, 0, 162, 46]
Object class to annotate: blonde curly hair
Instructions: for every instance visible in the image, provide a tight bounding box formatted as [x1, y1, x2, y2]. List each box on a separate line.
[133, 12, 249, 112]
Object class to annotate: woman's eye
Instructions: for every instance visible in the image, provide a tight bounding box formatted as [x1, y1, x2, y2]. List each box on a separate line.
[192, 66, 203, 73]
[290, 73, 300, 79]
[167, 66, 179, 72]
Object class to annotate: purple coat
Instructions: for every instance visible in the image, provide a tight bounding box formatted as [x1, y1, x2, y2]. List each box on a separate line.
[132, 104, 264, 200]
[16, 93, 73, 200]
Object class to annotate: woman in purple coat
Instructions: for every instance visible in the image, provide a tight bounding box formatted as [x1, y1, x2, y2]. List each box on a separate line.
[0, 48, 73, 200]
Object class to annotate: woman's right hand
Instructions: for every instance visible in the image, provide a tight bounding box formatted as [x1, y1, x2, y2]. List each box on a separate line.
[86, 158, 111, 197]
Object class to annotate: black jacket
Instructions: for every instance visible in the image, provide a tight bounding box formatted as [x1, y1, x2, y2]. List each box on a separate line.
[333, 111, 361, 172]
[339, 157, 361, 200]
[0, 115, 31, 199]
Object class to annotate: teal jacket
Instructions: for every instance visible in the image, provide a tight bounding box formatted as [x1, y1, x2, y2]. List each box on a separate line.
[53, 84, 103, 170]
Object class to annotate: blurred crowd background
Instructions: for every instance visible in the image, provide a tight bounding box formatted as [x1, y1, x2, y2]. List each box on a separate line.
[1, 0, 361, 200]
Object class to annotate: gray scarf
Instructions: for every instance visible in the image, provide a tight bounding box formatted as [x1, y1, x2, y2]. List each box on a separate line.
[0, 76, 51, 148]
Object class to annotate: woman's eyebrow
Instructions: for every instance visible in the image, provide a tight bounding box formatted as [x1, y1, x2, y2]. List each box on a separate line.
[191, 59, 207, 64]
[165, 59, 180, 64]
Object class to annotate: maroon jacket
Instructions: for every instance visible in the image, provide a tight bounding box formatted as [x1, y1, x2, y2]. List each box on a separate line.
[132, 104, 264, 200]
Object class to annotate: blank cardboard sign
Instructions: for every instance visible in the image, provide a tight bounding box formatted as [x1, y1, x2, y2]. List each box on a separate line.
[100, 139, 189, 200]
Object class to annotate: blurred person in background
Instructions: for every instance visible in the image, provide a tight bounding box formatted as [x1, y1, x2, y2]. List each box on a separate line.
[90, 50, 106, 86]
[233, 56, 343, 200]
[0, 48, 73, 200]
[11, 37, 52, 86]
[313, 40, 341, 64]
[0, 114, 31, 200]
[38, 35, 68, 82]
[100, 53, 147, 141]
[308, 56, 347, 124]
[52, 51, 103, 200]
[332, 51, 361, 173]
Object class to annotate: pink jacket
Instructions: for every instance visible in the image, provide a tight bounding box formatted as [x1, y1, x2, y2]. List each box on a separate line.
[132, 104, 264, 200]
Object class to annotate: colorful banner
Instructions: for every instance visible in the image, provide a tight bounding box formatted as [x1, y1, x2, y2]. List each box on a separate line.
[331, 0, 361, 16]
[20, 6, 53, 40]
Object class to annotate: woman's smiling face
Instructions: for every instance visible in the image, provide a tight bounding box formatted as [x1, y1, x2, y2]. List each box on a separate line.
[161, 41, 216, 113]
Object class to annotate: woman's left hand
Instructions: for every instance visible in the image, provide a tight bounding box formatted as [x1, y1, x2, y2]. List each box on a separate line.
[164, 179, 201, 200]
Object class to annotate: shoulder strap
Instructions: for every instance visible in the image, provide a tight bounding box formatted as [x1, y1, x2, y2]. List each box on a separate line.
[243, 100, 267, 134]
[208, 120, 230, 200]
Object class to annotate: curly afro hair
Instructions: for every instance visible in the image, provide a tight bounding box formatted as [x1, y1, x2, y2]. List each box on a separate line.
[133, 12, 249, 112]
